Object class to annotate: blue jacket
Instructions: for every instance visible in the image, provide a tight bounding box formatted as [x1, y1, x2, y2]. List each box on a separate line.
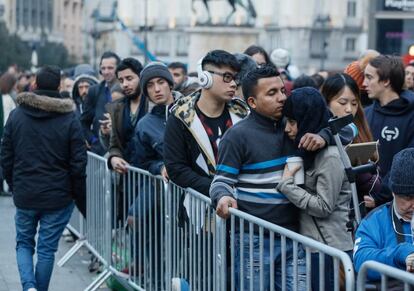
[135, 104, 168, 175]
[354, 202, 414, 281]
[1, 90, 87, 211]
[365, 90, 414, 179]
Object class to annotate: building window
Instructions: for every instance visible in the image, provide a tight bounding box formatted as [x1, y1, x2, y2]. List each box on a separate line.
[176, 34, 188, 56]
[347, 0, 357, 18]
[346, 37, 356, 52]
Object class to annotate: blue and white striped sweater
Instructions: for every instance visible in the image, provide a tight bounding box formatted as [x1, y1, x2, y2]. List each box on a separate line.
[210, 111, 299, 230]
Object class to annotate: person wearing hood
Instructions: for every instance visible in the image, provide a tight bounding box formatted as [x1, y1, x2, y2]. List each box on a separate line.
[364, 55, 414, 201]
[277, 87, 353, 291]
[0, 65, 87, 291]
[71, 64, 99, 117]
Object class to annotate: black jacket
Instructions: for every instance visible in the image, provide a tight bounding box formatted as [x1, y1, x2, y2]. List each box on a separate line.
[164, 91, 249, 196]
[0, 90, 87, 213]
[80, 81, 110, 155]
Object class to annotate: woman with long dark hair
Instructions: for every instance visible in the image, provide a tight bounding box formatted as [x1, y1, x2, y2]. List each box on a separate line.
[321, 73, 382, 212]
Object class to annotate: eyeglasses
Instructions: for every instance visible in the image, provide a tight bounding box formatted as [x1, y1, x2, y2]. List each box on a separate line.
[207, 71, 239, 84]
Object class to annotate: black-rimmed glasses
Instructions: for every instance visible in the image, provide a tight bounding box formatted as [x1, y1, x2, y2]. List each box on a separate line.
[207, 71, 239, 84]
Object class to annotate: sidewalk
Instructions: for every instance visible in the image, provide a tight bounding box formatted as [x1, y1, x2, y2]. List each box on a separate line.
[0, 196, 108, 291]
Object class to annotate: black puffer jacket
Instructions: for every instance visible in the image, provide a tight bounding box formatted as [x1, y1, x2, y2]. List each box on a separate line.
[0, 90, 87, 212]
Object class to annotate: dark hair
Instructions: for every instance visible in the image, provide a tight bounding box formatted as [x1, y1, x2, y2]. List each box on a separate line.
[242, 65, 280, 100]
[283, 87, 331, 170]
[36, 65, 61, 91]
[0, 73, 17, 94]
[243, 45, 272, 65]
[116, 57, 143, 77]
[369, 55, 405, 94]
[311, 73, 325, 89]
[322, 73, 374, 145]
[100, 51, 121, 67]
[168, 62, 187, 75]
[202, 50, 240, 72]
[292, 74, 318, 90]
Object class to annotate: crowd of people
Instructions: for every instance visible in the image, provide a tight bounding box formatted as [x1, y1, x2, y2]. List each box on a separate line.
[2, 44, 414, 290]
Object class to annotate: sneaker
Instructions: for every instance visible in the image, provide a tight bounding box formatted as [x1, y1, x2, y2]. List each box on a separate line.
[28, 288, 37, 291]
[171, 277, 189, 291]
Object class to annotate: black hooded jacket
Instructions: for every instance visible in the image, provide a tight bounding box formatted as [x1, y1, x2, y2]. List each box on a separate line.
[0, 90, 87, 212]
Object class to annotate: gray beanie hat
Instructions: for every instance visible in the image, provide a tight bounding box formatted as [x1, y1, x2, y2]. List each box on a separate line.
[140, 62, 174, 97]
[389, 148, 414, 195]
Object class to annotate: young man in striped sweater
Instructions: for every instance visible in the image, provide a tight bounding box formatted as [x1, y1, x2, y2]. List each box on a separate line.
[210, 66, 312, 290]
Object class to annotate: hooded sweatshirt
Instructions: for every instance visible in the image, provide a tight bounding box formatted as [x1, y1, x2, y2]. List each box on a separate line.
[365, 90, 414, 179]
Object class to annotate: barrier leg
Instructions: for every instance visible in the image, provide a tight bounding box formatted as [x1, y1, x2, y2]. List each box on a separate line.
[83, 269, 112, 291]
[57, 238, 87, 267]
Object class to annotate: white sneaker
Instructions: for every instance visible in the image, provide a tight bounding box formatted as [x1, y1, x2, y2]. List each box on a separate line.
[28, 288, 37, 291]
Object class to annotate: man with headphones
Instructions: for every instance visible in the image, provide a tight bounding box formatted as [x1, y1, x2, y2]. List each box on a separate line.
[164, 50, 249, 197]
[80, 51, 120, 155]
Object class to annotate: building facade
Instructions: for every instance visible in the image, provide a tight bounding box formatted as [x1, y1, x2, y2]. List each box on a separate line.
[88, 0, 369, 73]
[2, 0, 85, 62]
[368, 0, 414, 60]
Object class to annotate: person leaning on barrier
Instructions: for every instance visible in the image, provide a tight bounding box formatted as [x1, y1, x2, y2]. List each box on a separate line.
[277, 87, 354, 291]
[164, 50, 249, 196]
[354, 148, 414, 284]
[210, 66, 327, 290]
[106, 57, 146, 172]
[0, 65, 87, 291]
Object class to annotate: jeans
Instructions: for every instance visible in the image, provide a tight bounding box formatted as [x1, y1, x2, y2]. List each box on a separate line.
[234, 232, 306, 291]
[15, 202, 74, 291]
[311, 250, 353, 291]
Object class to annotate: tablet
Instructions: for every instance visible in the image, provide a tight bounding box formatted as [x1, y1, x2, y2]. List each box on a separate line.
[345, 141, 378, 164]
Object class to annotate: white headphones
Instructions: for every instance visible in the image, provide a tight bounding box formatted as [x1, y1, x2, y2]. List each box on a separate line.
[197, 56, 213, 89]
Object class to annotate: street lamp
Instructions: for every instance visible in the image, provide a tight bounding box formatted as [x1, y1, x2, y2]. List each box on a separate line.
[315, 14, 331, 71]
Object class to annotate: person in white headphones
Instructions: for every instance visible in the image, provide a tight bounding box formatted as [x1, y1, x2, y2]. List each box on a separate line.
[164, 50, 249, 197]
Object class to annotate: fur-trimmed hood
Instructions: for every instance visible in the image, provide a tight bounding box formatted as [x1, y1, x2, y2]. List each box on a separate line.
[16, 91, 75, 116]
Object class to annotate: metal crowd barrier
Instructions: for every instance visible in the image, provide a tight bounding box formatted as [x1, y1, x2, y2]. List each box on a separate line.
[222, 208, 355, 291]
[357, 260, 414, 291]
[57, 152, 113, 291]
[109, 165, 166, 291]
[58, 153, 414, 291]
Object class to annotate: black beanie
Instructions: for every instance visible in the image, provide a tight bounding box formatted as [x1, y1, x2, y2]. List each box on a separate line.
[389, 148, 414, 195]
[36, 65, 61, 91]
[140, 62, 174, 97]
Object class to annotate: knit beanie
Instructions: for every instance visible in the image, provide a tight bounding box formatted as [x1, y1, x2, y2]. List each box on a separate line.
[36, 65, 61, 91]
[344, 61, 364, 91]
[270, 48, 290, 69]
[140, 62, 174, 97]
[233, 53, 257, 86]
[389, 148, 414, 196]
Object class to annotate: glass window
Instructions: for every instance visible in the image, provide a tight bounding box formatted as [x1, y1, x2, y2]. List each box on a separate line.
[346, 37, 356, 52]
[347, 0, 357, 17]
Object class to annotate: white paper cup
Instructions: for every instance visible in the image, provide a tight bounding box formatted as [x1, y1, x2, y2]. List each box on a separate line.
[286, 157, 304, 185]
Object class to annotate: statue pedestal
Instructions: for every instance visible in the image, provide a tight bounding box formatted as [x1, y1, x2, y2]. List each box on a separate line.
[186, 26, 260, 72]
